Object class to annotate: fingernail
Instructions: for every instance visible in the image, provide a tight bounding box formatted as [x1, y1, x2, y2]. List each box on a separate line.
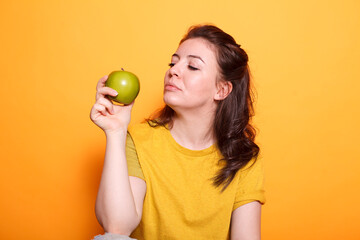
[113, 90, 118, 96]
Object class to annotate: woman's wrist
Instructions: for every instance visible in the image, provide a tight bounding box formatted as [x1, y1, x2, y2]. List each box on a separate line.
[104, 128, 128, 139]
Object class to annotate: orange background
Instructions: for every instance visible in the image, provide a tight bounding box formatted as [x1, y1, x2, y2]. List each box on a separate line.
[1, 0, 360, 239]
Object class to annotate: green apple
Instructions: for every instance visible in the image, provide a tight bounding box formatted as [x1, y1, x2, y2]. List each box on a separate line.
[105, 70, 140, 104]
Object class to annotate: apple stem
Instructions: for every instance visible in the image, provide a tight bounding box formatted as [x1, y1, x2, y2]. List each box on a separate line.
[121, 68, 125, 71]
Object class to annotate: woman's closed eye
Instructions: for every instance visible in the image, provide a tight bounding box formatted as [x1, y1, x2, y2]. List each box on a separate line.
[188, 65, 199, 70]
[168, 62, 199, 71]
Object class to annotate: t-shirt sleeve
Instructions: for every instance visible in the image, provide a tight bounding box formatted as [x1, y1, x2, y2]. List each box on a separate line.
[126, 132, 145, 181]
[233, 157, 266, 211]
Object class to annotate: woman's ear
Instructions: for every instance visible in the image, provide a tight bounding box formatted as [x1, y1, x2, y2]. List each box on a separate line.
[214, 81, 233, 100]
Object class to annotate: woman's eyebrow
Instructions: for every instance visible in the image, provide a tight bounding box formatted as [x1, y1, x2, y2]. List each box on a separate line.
[172, 53, 205, 64]
[172, 53, 180, 59]
[188, 55, 205, 64]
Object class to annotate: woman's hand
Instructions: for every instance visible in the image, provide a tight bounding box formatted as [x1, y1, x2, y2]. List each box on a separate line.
[90, 75, 134, 134]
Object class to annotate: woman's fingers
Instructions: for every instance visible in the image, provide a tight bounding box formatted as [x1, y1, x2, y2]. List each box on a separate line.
[91, 96, 116, 117]
[96, 87, 118, 101]
[98, 97, 115, 115]
[90, 75, 134, 132]
[93, 103, 107, 116]
[96, 75, 108, 91]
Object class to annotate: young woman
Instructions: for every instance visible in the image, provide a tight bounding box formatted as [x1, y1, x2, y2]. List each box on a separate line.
[90, 24, 265, 240]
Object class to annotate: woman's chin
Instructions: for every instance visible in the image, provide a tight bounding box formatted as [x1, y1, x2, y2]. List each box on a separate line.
[163, 95, 180, 107]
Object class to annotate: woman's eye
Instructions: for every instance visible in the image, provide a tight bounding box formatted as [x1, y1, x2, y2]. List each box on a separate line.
[188, 65, 199, 71]
[168, 63, 175, 68]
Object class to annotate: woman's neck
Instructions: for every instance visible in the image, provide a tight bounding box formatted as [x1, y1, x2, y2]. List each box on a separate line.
[170, 110, 216, 150]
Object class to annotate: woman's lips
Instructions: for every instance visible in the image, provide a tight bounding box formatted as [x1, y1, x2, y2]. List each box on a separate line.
[164, 83, 181, 91]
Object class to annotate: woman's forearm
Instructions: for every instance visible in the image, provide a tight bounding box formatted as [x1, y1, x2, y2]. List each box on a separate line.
[95, 130, 140, 235]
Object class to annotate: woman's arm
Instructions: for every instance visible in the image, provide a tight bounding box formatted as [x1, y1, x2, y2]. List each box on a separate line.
[230, 201, 262, 240]
[95, 132, 146, 235]
[90, 76, 146, 235]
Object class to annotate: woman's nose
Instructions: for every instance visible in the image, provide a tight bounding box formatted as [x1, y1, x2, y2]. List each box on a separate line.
[169, 63, 181, 77]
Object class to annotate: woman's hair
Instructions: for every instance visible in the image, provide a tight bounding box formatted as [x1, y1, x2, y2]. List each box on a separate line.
[148, 24, 259, 191]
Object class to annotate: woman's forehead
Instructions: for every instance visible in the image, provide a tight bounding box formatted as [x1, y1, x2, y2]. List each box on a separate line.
[175, 38, 217, 61]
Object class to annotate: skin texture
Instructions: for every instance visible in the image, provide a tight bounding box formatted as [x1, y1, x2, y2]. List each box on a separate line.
[90, 38, 261, 238]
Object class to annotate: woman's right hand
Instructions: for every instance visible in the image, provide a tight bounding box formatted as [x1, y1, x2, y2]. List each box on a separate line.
[90, 75, 134, 134]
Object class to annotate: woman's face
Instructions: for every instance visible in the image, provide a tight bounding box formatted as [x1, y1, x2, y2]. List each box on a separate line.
[163, 38, 220, 113]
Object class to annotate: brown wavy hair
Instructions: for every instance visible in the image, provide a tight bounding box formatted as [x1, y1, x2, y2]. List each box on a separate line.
[147, 24, 259, 191]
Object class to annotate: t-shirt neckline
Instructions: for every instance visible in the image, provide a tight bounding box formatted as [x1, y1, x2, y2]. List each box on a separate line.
[163, 126, 217, 157]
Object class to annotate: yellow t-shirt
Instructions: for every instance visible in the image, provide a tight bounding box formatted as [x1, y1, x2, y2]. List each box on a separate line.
[126, 123, 265, 240]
